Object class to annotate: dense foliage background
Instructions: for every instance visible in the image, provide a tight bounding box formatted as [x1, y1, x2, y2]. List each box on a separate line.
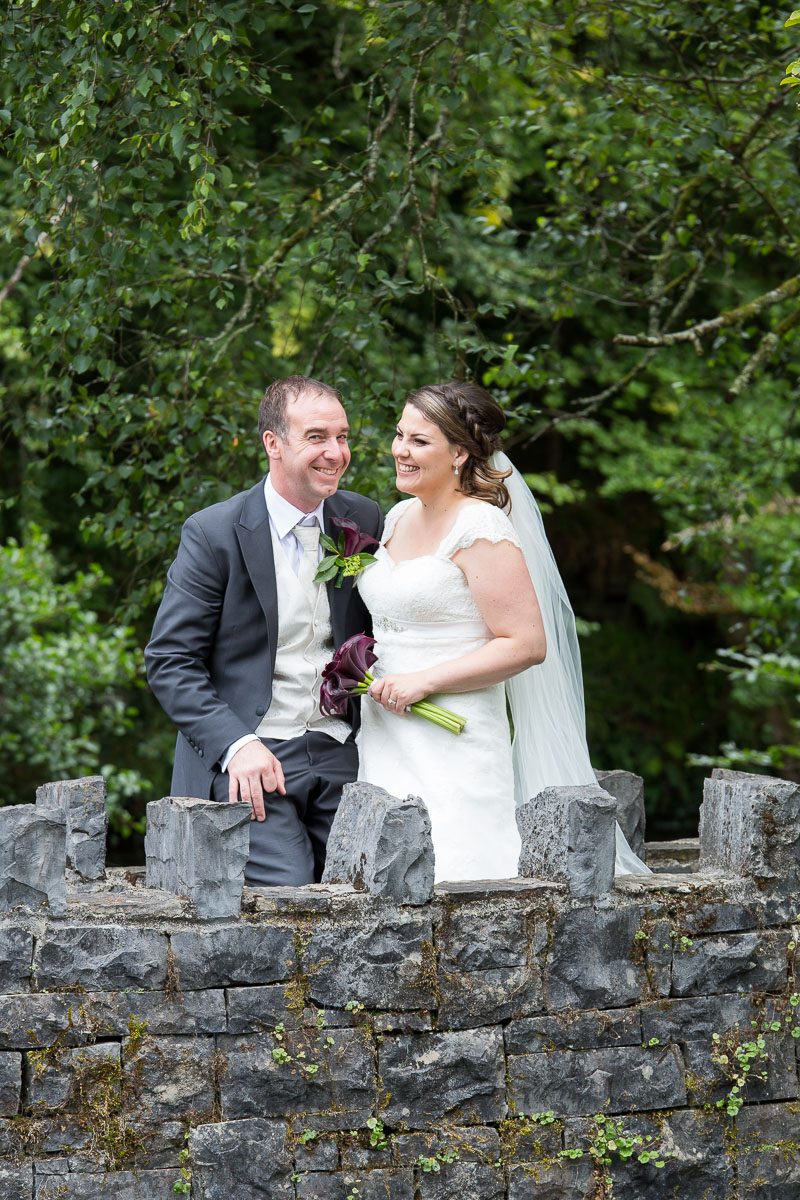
[2, 0, 798, 857]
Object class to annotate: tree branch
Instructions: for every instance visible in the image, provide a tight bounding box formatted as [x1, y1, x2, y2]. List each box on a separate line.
[0, 196, 72, 304]
[614, 275, 800, 349]
[725, 307, 800, 402]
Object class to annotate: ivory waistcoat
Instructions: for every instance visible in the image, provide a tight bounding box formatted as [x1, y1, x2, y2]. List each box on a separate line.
[256, 523, 351, 743]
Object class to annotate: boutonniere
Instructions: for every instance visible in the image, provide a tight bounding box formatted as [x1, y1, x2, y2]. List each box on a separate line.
[314, 517, 380, 588]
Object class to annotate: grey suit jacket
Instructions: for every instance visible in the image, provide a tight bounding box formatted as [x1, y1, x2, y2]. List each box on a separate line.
[144, 478, 383, 800]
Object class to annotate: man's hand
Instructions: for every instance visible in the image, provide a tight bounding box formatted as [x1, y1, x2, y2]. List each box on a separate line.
[227, 741, 286, 821]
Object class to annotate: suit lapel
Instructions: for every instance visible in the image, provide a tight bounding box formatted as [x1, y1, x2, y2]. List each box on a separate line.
[235, 479, 279, 678]
[323, 492, 360, 646]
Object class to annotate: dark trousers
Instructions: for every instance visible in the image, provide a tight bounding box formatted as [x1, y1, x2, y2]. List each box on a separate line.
[211, 731, 358, 887]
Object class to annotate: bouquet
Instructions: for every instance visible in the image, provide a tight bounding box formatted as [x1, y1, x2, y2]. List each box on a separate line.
[320, 633, 466, 735]
[314, 517, 380, 588]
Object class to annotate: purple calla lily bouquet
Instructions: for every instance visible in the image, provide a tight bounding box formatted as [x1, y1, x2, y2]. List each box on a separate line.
[314, 517, 380, 588]
[320, 634, 466, 735]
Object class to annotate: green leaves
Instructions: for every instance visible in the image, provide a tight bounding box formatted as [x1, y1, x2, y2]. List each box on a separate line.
[0, 527, 149, 830]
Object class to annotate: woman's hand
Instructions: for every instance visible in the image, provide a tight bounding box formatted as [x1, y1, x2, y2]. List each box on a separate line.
[369, 671, 429, 713]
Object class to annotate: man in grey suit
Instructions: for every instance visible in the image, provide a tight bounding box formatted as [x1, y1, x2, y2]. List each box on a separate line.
[145, 375, 382, 886]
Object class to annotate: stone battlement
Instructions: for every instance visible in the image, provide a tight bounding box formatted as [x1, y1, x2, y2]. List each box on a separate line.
[0, 768, 797, 1199]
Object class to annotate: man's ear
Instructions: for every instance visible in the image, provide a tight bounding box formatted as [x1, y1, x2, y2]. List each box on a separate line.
[263, 430, 281, 461]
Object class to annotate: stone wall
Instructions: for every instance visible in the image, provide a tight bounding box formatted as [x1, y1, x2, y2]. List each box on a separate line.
[0, 770, 797, 1198]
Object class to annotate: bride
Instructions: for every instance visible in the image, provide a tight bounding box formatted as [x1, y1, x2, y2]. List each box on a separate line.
[356, 381, 648, 882]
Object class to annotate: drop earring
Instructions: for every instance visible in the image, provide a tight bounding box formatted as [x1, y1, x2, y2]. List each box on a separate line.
[453, 460, 460, 476]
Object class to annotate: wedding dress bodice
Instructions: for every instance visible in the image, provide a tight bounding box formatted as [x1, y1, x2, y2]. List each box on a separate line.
[363, 498, 521, 629]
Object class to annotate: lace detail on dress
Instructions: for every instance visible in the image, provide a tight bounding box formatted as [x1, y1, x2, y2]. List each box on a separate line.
[437, 502, 521, 561]
[381, 499, 417, 545]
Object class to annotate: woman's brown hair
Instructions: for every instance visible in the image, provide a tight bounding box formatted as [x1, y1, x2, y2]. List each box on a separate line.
[406, 381, 512, 509]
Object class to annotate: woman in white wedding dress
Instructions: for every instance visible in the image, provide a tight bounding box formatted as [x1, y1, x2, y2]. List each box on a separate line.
[357, 382, 648, 882]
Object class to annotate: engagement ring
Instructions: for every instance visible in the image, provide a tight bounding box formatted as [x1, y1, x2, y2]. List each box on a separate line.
[387, 698, 396, 706]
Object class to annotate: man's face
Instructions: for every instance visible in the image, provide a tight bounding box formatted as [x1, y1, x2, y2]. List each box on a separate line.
[263, 387, 351, 511]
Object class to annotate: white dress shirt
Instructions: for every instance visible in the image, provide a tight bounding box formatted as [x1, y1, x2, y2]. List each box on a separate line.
[220, 477, 328, 772]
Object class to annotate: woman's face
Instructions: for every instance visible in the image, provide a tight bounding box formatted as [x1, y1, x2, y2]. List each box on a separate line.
[392, 403, 462, 497]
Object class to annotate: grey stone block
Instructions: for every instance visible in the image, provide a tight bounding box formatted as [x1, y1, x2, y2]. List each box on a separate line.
[699, 768, 800, 886]
[0, 1163, 32, 1200]
[226, 984, 299, 1034]
[31, 1119, 183, 1172]
[190, 1117, 293, 1199]
[33, 1156, 71, 1174]
[416, 1162, 504, 1200]
[544, 905, 656, 1011]
[339, 1141, 391, 1170]
[594, 769, 646, 860]
[0, 988, 225, 1050]
[737, 1102, 800, 1199]
[0, 1052, 21, 1115]
[373, 1012, 433, 1035]
[516, 786, 615, 898]
[379, 1028, 506, 1128]
[0, 1115, 90, 1158]
[600, 1108, 733, 1200]
[322, 782, 435, 905]
[436, 906, 546, 1030]
[640, 992, 757, 1045]
[499, 1117, 562, 1164]
[645, 837, 699, 873]
[435, 879, 556, 901]
[305, 910, 436, 1011]
[92, 1118, 185, 1170]
[505, 1007, 643, 1054]
[670, 930, 790, 997]
[35, 775, 108, 881]
[217, 1028, 375, 1130]
[673, 993, 799, 1105]
[26, 1042, 119, 1111]
[81, 987, 227, 1037]
[169, 923, 295, 990]
[683, 1027, 798, 1106]
[390, 1126, 502, 1167]
[349, 1170, 414, 1200]
[297, 1133, 340, 1170]
[33, 1169, 180, 1198]
[123, 1033, 214, 1119]
[0, 925, 34, 994]
[509, 1044, 686, 1116]
[296, 1175, 347, 1200]
[145, 796, 251, 919]
[0, 992, 87, 1051]
[508, 1159, 595, 1199]
[0, 805, 66, 916]
[34, 924, 169, 991]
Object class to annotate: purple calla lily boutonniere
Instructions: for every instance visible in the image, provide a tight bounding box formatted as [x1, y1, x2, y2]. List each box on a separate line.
[314, 517, 380, 588]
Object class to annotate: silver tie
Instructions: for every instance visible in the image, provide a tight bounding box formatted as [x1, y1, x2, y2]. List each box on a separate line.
[293, 518, 321, 592]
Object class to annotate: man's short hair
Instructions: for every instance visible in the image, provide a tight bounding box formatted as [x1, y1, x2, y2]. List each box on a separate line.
[258, 375, 342, 441]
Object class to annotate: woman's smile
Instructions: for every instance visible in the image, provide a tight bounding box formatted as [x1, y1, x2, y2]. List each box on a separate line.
[392, 403, 461, 496]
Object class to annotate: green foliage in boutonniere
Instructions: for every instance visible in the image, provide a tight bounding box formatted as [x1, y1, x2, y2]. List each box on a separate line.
[314, 517, 379, 588]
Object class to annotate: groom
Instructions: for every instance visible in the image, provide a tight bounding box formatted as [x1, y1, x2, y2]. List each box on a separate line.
[144, 375, 382, 886]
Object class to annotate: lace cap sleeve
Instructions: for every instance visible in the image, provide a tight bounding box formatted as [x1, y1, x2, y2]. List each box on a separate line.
[381, 498, 416, 545]
[438, 502, 521, 560]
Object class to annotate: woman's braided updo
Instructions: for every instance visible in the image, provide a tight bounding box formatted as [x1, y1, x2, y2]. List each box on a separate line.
[406, 381, 512, 509]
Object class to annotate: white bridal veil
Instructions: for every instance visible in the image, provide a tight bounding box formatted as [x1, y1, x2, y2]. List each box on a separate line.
[492, 451, 650, 876]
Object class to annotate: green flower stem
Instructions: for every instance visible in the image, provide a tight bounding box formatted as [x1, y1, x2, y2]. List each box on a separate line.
[350, 674, 465, 734]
